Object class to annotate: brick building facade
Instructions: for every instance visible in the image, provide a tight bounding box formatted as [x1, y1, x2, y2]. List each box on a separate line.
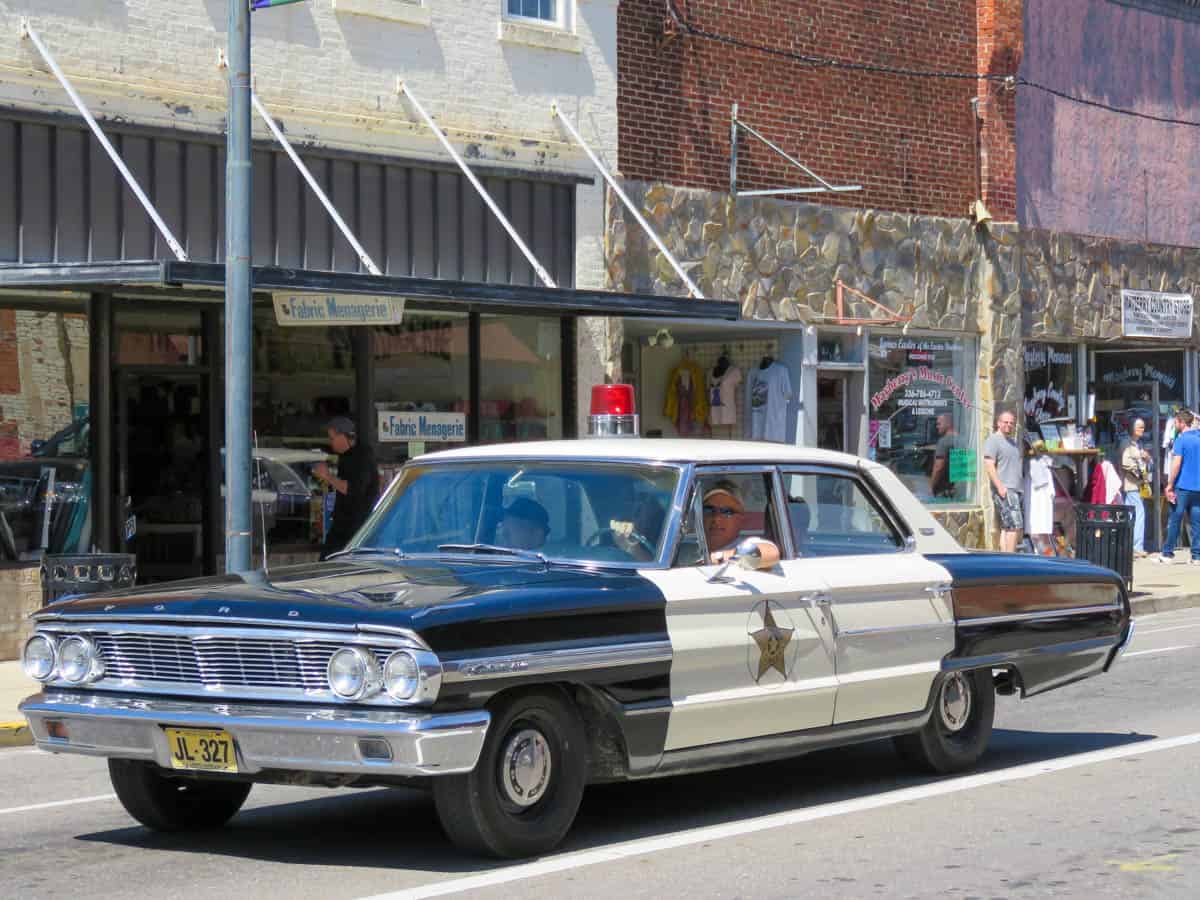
[608, 0, 1200, 550]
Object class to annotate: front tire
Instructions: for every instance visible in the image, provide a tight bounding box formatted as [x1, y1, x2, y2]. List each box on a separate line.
[894, 669, 995, 774]
[108, 759, 251, 831]
[433, 688, 587, 858]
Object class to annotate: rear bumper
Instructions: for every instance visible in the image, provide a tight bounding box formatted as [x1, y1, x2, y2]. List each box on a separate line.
[19, 690, 489, 777]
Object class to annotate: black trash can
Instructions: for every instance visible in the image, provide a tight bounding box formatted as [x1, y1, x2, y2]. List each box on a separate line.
[41, 553, 137, 605]
[1075, 504, 1133, 590]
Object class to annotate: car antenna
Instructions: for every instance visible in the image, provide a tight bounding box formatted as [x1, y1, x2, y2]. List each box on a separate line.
[253, 430, 270, 575]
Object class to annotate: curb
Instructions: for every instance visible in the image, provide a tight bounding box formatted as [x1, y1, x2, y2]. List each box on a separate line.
[0, 721, 31, 748]
[1131, 591, 1200, 617]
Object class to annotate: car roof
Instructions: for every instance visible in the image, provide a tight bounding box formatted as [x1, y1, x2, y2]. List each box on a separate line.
[416, 439, 876, 470]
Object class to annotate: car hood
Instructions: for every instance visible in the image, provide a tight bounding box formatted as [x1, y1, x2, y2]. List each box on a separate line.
[38, 558, 661, 651]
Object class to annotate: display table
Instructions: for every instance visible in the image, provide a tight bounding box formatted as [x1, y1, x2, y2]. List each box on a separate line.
[1045, 448, 1101, 497]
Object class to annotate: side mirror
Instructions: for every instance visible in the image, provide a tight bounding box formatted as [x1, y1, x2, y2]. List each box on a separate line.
[29, 440, 45, 456]
[707, 537, 781, 582]
[903, 534, 918, 553]
[733, 537, 781, 571]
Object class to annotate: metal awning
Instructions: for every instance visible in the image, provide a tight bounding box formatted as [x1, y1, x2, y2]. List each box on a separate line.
[0, 260, 738, 319]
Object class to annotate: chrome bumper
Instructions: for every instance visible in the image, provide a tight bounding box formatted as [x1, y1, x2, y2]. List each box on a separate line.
[20, 690, 489, 777]
[1111, 619, 1137, 664]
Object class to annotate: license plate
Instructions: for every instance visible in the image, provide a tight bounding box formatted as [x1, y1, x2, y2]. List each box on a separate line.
[164, 727, 238, 773]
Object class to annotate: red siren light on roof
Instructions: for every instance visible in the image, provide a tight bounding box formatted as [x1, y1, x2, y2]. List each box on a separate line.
[587, 384, 640, 438]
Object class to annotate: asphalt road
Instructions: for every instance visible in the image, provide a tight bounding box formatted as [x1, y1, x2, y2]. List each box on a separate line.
[4, 609, 1200, 899]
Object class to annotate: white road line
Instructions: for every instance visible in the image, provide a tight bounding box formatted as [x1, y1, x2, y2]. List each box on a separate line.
[364, 731, 1200, 900]
[0, 794, 117, 817]
[1124, 645, 1195, 658]
[1135, 623, 1200, 636]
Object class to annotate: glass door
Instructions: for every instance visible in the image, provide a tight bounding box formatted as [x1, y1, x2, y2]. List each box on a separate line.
[817, 376, 846, 452]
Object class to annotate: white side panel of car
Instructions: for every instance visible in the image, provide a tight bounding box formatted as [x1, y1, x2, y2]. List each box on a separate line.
[639, 567, 838, 751]
[797, 554, 956, 723]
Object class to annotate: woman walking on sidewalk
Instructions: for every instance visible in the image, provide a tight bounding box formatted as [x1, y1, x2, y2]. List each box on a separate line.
[1121, 418, 1151, 558]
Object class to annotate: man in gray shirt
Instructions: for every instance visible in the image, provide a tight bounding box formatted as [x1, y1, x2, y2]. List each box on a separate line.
[984, 409, 1023, 552]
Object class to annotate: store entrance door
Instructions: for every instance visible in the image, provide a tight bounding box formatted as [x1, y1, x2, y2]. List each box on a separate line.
[116, 371, 211, 581]
[817, 376, 847, 452]
[1095, 381, 1161, 551]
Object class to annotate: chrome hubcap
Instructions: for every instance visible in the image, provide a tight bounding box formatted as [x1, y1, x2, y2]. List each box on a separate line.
[500, 728, 551, 808]
[939, 673, 972, 732]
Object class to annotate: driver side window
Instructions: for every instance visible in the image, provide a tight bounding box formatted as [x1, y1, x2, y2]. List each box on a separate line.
[673, 470, 783, 566]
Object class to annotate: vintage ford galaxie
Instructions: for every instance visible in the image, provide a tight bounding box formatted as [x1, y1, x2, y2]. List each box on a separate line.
[21, 440, 1133, 857]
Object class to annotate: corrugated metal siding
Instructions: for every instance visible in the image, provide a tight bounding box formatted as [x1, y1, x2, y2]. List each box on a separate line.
[0, 116, 575, 287]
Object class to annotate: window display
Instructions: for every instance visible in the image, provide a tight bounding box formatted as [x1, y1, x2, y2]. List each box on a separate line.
[1023, 343, 1075, 434]
[868, 335, 977, 505]
[479, 315, 562, 444]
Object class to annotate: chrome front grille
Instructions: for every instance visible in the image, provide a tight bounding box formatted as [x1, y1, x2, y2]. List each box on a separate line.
[91, 633, 398, 691]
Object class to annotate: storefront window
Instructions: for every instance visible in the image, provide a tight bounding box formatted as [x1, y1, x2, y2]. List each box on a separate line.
[252, 306, 355, 447]
[479, 315, 563, 444]
[868, 335, 977, 505]
[373, 311, 469, 470]
[245, 306, 356, 554]
[116, 307, 204, 366]
[0, 304, 91, 559]
[1023, 343, 1076, 434]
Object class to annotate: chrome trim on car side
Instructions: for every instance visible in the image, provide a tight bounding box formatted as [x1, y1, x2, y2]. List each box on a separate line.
[1114, 619, 1137, 658]
[20, 690, 489, 777]
[442, 640, 673, 683]
[959, 604, 1123, 627]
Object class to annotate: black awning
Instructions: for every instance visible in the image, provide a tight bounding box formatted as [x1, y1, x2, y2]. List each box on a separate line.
[0, 260, 739, 320]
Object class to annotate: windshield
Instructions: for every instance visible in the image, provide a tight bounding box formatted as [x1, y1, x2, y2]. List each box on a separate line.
[351, 461, 681, 565]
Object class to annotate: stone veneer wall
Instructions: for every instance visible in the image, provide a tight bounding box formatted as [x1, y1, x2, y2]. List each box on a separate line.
[0, 564, 41, 662]
[1021, 229, 1200, 341]
[605, 180, 1020, 549]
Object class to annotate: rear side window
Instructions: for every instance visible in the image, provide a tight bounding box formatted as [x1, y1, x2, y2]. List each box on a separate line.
[784, 471, 903, 557]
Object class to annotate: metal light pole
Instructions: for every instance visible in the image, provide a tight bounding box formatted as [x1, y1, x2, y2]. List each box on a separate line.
[225, 0, 253, 572]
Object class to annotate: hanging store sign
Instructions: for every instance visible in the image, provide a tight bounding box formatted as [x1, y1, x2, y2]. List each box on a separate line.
[378, 411, 467, 443]
[273, 293, 406, 326]
[1121, 290, 1193, 339]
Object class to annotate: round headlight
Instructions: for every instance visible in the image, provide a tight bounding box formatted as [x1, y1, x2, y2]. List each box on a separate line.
[58, 636, 103, 684]
[327, 647, 381, 701]
[384, 650, 421, 701]
[22, 634, 58, 682]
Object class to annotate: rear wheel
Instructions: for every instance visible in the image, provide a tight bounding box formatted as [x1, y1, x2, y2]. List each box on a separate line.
[108, 759, 251, 831]
[433, 688, 587, 858]
[894, 669, 995, 774]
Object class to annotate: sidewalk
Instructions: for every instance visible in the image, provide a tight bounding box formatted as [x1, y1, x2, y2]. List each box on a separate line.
[2, 557, 1199, 748]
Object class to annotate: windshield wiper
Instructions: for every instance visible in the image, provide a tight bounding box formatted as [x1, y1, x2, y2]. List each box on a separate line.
[436, 543, 549, 566]
[325, 546, 406, 561]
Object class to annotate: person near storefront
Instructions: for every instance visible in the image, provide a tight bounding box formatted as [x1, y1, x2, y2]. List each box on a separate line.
[1120, 418, 1151, 558]
[984, 409, 1023, 552]
[314, 416, 380, 559]
[1157, 409, 1200, 564]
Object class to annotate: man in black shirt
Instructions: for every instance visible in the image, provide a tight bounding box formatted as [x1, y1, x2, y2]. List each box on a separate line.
[314, 416, 380, 559]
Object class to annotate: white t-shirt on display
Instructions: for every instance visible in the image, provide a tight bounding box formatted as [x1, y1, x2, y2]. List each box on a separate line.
[707, 366, 742, 427]
[746, 362, 792, 442]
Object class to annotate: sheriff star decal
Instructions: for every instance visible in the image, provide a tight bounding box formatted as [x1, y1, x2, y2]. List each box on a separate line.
[747, 600, 797, 683]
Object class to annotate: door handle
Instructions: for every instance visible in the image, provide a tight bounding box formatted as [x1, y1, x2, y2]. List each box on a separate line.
[801, 590, 832, 608]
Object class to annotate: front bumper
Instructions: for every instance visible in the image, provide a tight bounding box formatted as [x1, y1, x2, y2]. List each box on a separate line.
[20, 690, 489, 777]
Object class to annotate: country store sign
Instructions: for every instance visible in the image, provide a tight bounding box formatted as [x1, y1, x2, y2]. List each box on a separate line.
[1121, 290, 1193, 340]
[379, 411, 467, 443]
[273, 293, 406, 326]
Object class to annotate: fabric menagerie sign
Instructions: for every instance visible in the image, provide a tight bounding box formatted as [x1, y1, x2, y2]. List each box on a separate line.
[273, 293, 406, 326]
[1121, 290, 1193, 339]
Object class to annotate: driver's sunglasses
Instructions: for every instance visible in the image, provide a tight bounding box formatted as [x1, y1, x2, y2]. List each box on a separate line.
[703, 504, 740, 519]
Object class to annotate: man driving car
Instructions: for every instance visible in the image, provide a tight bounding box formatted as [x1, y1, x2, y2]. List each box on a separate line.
[702, 480, 747, 562]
